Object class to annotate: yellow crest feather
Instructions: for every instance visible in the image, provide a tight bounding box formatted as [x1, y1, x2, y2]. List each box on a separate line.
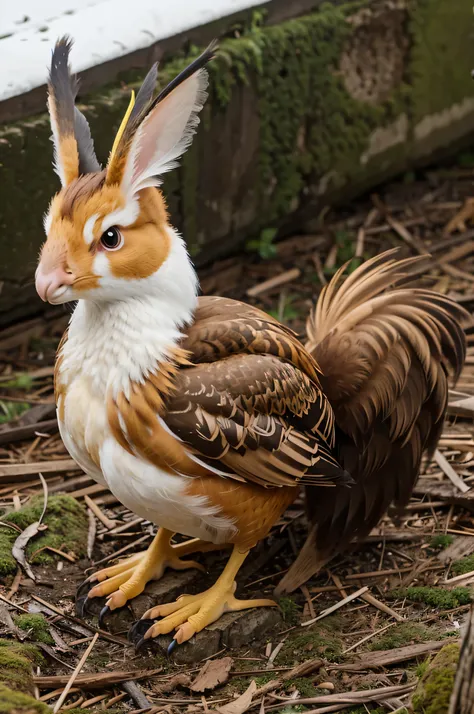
[109, 90, 135, 164]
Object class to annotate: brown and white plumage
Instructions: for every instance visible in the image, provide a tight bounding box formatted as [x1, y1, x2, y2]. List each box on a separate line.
[36, 37, 468, 645]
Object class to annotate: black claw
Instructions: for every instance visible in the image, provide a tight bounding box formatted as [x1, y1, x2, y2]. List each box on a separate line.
[98, 605, 110, 628]
[76, 579, 93, 600]
[135, 636, 147, 651]
[128, 618, 155, 646]
[75, 595, 89, 619]
[167, 638, 177, 656]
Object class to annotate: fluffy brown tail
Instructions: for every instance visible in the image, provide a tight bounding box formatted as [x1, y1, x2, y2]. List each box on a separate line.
[277, 249, 468, 594]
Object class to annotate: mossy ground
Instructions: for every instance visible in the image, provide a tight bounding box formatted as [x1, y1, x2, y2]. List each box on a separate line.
[14, 615, 54, 645]
[428, 534, 454, 550]
[0, 494, 88, 577]
[278, 596, 301, 625]
[278, 616, 343, 665]
[412, 643, 460, 714]
[0, 639, 44, 694]
[368, 622, 436, 651]
[391, 586, 472, 609]
[452, 555, 474, 575]
[0, 684, 51, 713]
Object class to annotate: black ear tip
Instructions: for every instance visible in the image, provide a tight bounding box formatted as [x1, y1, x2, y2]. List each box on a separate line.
[55, 35, 74, 51]
[207, 38, 219, 56]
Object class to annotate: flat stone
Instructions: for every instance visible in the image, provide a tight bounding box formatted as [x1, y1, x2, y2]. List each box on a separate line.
[146, 606, 283, 664]
[223, 607, 283, 649]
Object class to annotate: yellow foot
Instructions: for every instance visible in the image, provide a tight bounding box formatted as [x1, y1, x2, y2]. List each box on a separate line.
[84, 529, 208, 611]
[141, 581, 276, 645]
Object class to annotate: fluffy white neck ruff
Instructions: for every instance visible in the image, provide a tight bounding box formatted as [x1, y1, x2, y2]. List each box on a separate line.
[61, 231, 198, 397]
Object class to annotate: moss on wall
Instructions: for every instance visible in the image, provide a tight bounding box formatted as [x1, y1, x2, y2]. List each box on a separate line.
[409, 0, 474, 122]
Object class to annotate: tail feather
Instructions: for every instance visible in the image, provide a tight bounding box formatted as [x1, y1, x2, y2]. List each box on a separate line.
[278, 249, 469, 594]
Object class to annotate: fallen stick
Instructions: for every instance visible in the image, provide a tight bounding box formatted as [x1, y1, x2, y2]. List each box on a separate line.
[34, 668, 163, 689]
[301, 587, 368, 627]
[52, 633, 99, 713]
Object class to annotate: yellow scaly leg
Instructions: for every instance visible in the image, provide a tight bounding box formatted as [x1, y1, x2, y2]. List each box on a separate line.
[85, 528, 219, 610]
[139, 546, 277, 646]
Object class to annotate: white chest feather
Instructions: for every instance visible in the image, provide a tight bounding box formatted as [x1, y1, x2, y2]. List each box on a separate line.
[56, 235, 234, 542]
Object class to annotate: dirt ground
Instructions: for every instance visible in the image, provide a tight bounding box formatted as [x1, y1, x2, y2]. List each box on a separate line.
[2, 153, 474, 713]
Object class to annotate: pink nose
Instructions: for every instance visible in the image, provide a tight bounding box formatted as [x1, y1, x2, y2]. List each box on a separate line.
[35, 265, 74, 302]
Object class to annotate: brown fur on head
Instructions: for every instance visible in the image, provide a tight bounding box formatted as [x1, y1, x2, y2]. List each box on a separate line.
[36, 36, 216, 305]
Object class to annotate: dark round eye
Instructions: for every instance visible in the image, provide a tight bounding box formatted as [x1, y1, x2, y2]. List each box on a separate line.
[100, 226, 123, 251]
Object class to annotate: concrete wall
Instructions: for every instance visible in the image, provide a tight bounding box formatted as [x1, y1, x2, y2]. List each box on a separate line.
[0, 0, 473, 324]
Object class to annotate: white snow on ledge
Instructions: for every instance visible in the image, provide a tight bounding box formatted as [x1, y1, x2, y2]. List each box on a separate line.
[0, 0, 262, 103]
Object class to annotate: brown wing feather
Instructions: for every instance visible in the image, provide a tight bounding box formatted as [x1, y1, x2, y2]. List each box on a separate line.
[163, 297, 350, 489]
[278, 249, 468, 593]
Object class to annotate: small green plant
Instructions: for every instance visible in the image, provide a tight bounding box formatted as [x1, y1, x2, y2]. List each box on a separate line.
[416, 659, 430, 679]
[0, 400, 30, 424]
[324, 230, 364, 277]
[246, 227, 277, 259]
[429, 534, 454, 550]
[1, 373, 34, 390]
[268, 295, 301, 322]
[457, 150, 474, 168]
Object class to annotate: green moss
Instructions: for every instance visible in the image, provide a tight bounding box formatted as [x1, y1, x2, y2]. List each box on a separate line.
[412, 643, 459, 714]
[429, 534, 454, 550]
[0, 639, 44, 695]
[280, 618, 343, 665]
[284, 678, 318, 697]
[0, 494, 88, 576]
[278, 596, 301, 625]
[392, 586, 472, 609]
[254, 674, 275, 687]
[0, 684, 51, 713]
[206, 2, 400, 231]
[369, 622, 435, 651]
[14, 614, 54, 645]
[409, 0, 474, 122]
[452, 555, 474, 576]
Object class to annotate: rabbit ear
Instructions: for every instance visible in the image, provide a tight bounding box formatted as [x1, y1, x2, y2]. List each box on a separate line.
[48, 36, 100, 186]
[106, 42, 216, 194]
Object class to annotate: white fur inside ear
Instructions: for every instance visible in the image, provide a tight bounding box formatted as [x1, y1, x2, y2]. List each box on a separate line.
[121, 68, 209, 198]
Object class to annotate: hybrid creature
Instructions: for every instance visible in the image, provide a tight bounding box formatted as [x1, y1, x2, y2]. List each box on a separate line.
[36, 37, 467, 649]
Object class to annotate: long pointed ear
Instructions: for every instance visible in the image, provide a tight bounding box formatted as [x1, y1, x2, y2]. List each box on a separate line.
[105, 42, 217, 193]
[48, 36, 100, 186]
